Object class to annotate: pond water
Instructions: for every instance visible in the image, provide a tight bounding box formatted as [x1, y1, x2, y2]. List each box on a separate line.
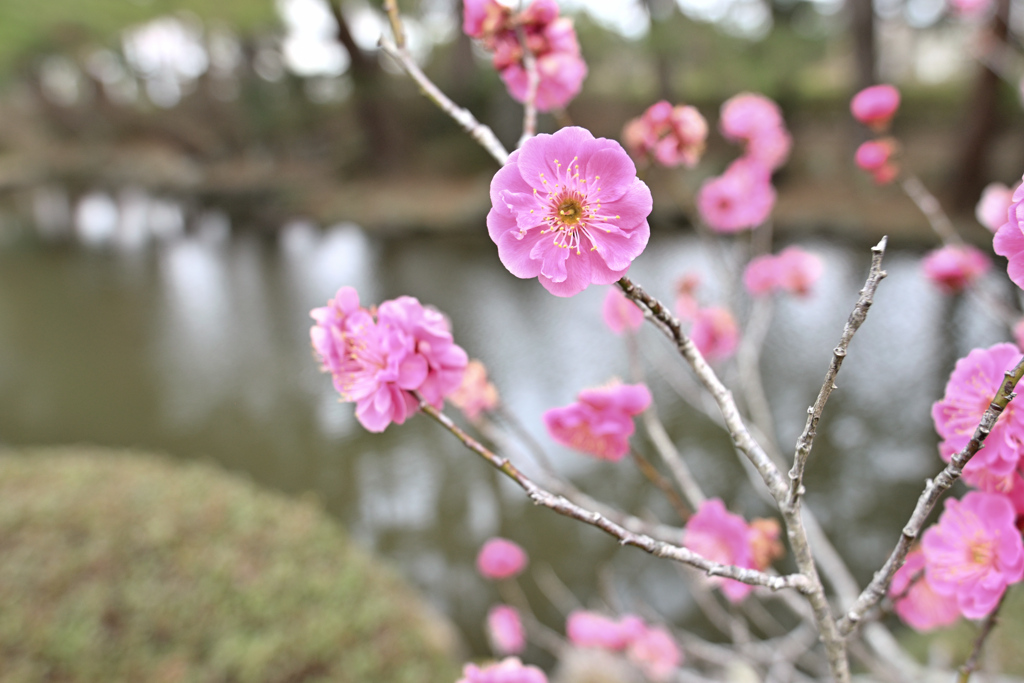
[0, 219, 1011, 657]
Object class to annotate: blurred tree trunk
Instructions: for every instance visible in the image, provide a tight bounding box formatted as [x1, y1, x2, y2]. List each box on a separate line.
[850, 0, 876, 90]
[946, 0, 1010, 210]
[330, 0, 403, 171]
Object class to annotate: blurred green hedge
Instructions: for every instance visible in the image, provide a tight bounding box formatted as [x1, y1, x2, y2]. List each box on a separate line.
[0, 447, 462, 683]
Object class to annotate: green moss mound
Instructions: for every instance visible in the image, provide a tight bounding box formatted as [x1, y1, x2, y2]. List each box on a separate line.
[0, 447, 462, 683]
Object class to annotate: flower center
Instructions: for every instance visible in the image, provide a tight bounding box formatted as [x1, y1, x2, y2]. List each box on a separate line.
[557, 197, 583, 225]
[968, 537, 995, 568]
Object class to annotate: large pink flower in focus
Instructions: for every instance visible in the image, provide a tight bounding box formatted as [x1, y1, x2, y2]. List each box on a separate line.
[684, 498, 755, 602]
[488, 126, 653, 297]
[743, 246, 822, 297]
[921, 244, 990, 294]
[977, 182, 1015, 232]
[602, 286, 644, 335]
[543, 382, 652, 461]
[850, 84, 901, 130]
[922, 491, 1024, 619]
[889, 547, 960, 631]
[697, 158, 776, 233]
[933, 343, 1024, 484]
[689, 307, 739, 362]
[566, 611, 645, 651]
[458, 657, 548, 683]
[487, 605, 526, 655]
[993, 176, 1024, 290]
[477, 537, 529, 580]
[311, 288, 467, 433]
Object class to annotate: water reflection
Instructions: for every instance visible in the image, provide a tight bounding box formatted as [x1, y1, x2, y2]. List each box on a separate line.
[0, 223, 1015, 655]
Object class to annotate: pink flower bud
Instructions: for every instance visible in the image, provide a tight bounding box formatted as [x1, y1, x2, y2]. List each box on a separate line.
[602, 287, 644, 335]
[854, 139, 893, 172]
[921, 244, 990, 294]
[976, 182, 1015, 232]
[477, 537, 529, 580]
[487, 605, 526, 655]
[850, 84, 901, 130]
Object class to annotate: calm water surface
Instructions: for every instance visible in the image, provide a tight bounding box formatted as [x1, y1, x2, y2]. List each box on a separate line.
[0, 223, 1009, 654]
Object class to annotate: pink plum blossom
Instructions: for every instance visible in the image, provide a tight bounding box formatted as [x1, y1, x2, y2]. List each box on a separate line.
[719, 93, 791, 171]
[889, 547, 961, 631]
[625, 625, 683, 682]
[622, 100, 708, 168]
[457, 657, 548, 683]
[602, 287, 644, 334]
[466, 0, 587, 112]
[696, 158, 776, 232]
[993, 177, 1024, 289]
[543, 382, 652, 461]
[743, 247, 822, 297]
[450, 359, 500, 421]
[933, 343, 1024, 486]
[487, 605, 526, 655]
[477, 537, 529, 580]
[684, 498, 756, 602]
[854, 139, 894, 172]
[488, 126, 652, 297]
[565, 611, 645, 650]
[921, 244, 991, 294]
[850, 84, 901, 130]
[922, 491, 1024, 619]
[977, 182, 1015, 232]
[310, 288, 468, 432]
[689, 307, 739, 362]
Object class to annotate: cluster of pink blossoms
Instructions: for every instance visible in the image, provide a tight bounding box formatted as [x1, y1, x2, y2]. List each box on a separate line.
[310, 287, 468, 432]
[894, 343, 1024, 629]
[566, 611, 682, 681]
[921, 244, 990, 294]
[487, 126, 653, 297]
[696, 93, 789, 233]
[743, 246, 823, 297]
[622, 100, 708, 168]
[683, 499, 784, 602]
[543, 382, 652, 461]
[463, 0, 586, 112]
[850, 84, 901, 184]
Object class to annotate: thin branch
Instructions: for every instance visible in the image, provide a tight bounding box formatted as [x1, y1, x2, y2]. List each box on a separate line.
[616, 276, 789, 503]
[838, 355, 1024, 635]
[957, 591, 1008, 683]
[641, 408, 707, 510]
[737, 297, 781, 455]
[377, 37, 510, 165]
[515, 27, 539, 148]
[632, 449, 692, 520]
[900, 175, 963, 246]
[615, 276, 850, 682]
[382, 0, 405, 48]
[787, 236, 888, 509]
[415, 395, 812, 594]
